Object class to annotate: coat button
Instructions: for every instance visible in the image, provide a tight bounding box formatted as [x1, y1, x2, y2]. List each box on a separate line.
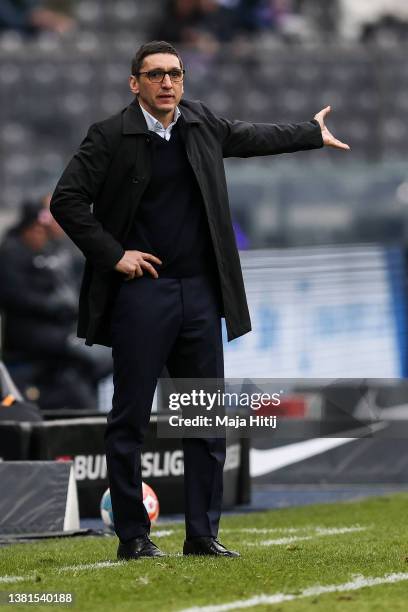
[146, 137, 151, 144]
[132, 178, 139, 184]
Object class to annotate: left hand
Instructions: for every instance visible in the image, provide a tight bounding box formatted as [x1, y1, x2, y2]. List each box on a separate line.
[314, 106, 350, 151]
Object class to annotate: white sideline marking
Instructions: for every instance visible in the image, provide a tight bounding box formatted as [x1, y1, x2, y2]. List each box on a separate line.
[2, 562, 127, 584]
[246, 525, 367, 546]
[58, 561, 123, 572]
[2, 554, 180, 584]
[152, 530, 174, 538]
[221, 528, 301, 534]
[104, 529, 175, 538]
[178, 572, 408, 612]
[221, 526, 364, 535]
[0, 575, 29, 584]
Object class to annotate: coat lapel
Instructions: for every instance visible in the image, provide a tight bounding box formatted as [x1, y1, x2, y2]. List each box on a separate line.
[122, 98, 149, 135]
[179, 101, 203, 125]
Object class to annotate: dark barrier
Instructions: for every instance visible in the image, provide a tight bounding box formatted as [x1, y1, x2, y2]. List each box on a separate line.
[0, 421, 32, 460]
[30, 417, 106, 518]
[249, 380, 408, 485]
[28, 415, 249, 517]
[0, 461, 79, 535]
[252, 420, 408, 485]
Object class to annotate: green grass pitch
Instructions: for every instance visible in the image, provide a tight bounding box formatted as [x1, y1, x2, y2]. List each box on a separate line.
[1, 493, 408, 611]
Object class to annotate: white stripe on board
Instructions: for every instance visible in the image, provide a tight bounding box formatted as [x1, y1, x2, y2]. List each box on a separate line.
[178, 572, 408, 612]
[250, 438, 357, 477]
[250, 422, 387, 477]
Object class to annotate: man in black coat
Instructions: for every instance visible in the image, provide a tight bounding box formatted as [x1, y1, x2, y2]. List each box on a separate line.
[50, 40, 349, 559]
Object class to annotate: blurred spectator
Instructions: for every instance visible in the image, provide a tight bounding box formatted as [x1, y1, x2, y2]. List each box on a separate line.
[294, 0, 340, 41]
[339, 0, 408, 42]
[199, 0, 236, 41]
[361, 14, 408, 45]
[154, 0, 245, 49]
[0, 200, 76, 359]
[0, 0, 75, 35]
[154, 0, 312, 48]
[154, 0, 201, 44]
[0, 201, 112, 410]
[250, 0, 293, 31]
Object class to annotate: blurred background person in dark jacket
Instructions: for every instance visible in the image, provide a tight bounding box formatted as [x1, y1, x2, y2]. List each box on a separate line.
[0, 200, 112, 410]
[0, 0, 75, 35]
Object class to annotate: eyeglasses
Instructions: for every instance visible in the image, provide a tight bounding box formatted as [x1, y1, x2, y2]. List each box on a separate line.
[135, 69, 185, 83]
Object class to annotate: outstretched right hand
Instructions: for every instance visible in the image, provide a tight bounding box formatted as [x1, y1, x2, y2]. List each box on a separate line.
[114, 250, 162, 280]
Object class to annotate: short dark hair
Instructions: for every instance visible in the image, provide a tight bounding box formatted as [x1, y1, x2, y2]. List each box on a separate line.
[131, 40, 183, 76]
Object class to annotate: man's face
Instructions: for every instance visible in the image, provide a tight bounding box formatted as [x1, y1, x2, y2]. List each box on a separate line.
[21, 223, 48, 252]
[129, 53, 184, 120]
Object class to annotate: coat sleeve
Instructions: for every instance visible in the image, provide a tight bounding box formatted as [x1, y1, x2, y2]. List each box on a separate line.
[50, 123, 125, 271]
[206, 105, 324, 158]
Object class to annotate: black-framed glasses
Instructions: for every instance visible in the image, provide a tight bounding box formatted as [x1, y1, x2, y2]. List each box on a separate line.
[135, 69, 185, 83]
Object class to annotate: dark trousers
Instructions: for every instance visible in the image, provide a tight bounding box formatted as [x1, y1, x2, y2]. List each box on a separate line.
[105, 275, 225, 542]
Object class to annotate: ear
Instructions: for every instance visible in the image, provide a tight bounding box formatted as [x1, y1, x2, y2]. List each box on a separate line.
[129, 75, 139, 95]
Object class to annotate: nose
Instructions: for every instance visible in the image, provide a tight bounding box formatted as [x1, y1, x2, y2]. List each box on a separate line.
[161, 73, 172, 88]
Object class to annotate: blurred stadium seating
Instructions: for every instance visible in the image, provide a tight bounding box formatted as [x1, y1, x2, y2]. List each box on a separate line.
[0, 0, 407, 248]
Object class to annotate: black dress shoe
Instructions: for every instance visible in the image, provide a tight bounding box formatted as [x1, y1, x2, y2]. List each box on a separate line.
[117, 534, 166, 560]
[183, 537, 240, 557]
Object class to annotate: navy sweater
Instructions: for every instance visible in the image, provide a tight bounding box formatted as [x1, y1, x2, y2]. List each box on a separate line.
[125, 121, 217, 278]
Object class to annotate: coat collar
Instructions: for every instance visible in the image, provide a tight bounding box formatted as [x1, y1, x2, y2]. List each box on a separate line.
[122, 97, 202, 135]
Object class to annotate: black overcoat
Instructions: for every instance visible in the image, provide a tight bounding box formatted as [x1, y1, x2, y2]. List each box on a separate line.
[50, 97, 323, 347]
